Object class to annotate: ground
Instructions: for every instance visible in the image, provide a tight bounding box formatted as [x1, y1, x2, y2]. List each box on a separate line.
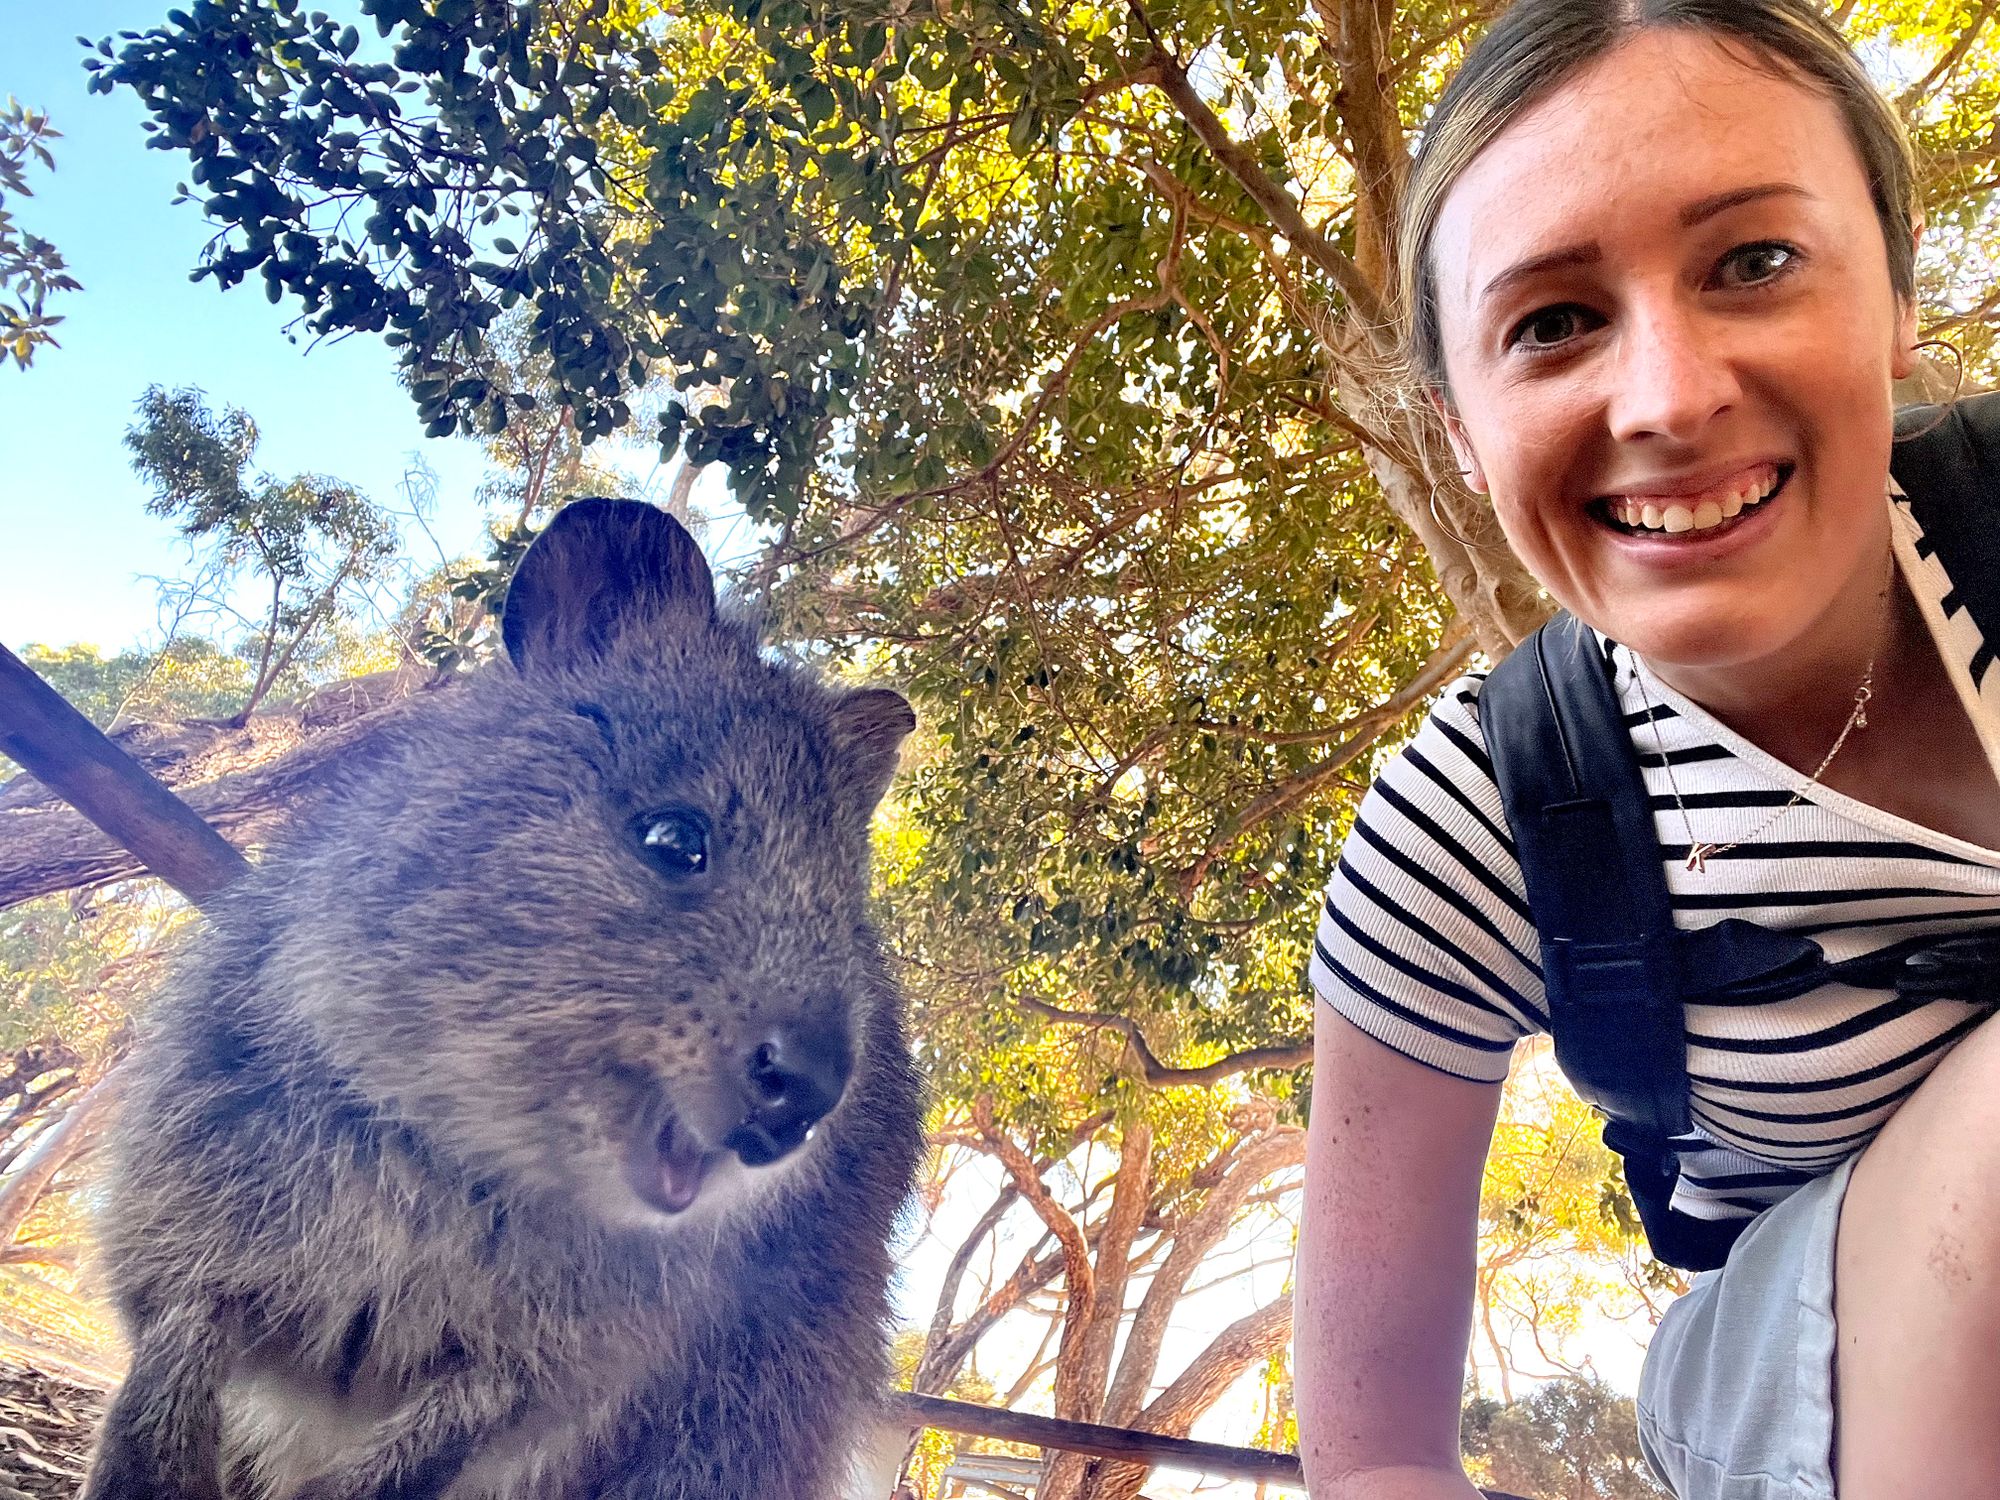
[0, 1358, 100, 1500]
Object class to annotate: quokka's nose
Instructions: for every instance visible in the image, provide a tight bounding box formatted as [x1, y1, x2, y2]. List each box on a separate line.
[722, 1024, 852, 1167]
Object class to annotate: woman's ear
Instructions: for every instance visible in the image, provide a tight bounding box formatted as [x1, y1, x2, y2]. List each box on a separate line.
[1429, 389, 1489, 494]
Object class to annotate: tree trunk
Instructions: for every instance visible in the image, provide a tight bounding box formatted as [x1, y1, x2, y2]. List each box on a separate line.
[1102, 1128, 1304, 1428]
[1364, 446, 1548, 659]
[1080, 1294, 1296, 1500]
[1041, 1123, 1153, 1500]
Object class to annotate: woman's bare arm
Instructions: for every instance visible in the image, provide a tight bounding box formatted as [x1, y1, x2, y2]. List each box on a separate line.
[1295, 1009, 1505, 1500]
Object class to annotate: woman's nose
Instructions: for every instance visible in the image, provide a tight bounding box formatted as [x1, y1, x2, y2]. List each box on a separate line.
[1604, 301, 1742, 445]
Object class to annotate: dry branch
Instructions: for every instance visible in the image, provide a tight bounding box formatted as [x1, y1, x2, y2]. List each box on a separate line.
[1139, 33, 1391, 338]
[1182, 616, 1476, 894]
[1019, 996, 1309, 1086]
[1042, 1121, 1153, 1500]
[0, 1077, 116, 1254]
[894, 1391, 1304, 1488]
[972, 1097, 1098, 1430]
[1085, 1295, 1296, 1500]
[1104, 1128, 1306, 1429]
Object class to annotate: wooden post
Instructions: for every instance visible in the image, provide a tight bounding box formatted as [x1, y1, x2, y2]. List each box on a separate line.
[0, 642, 251, 906]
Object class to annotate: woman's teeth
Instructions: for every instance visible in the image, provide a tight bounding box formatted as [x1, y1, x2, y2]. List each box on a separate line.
[1605, 471, 1780, 535]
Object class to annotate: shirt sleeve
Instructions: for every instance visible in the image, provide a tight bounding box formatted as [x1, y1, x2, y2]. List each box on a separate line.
[1308, 674, 1548, 1082]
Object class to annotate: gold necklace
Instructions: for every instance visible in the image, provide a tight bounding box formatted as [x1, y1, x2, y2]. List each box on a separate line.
[1633, 558, 1892, 875]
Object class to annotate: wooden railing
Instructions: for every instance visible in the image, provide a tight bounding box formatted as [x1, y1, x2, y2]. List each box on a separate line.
[894, 1392, 1529, 1498]
[0, 642, 249, 903]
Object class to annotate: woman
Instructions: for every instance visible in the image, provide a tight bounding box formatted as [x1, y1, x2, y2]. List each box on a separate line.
[1294, 4, 2000, 1498]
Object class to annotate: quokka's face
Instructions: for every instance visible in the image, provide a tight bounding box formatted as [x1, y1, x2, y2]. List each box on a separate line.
[277, 501, 914, 1233]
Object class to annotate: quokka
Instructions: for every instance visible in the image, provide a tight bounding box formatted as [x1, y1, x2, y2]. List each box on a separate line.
[83, 499, 924, 1499]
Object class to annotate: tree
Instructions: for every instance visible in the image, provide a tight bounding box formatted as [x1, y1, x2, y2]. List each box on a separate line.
[90, 1, 2000, 1007]
[0, 645, 247, 1273]
[906, 1084, 1304, 1500]
[123, 386, 402, 723]
[1473, 1050, 1676, 1404]
[1462, 1377, 1666, 1500]
[0, 98, 78, 369]
[458, 310, 637, 526]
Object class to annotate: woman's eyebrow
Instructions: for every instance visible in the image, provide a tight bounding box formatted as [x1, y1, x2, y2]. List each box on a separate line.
[1478, 182, 1813, 305]
[1679, 180, 1810, 226]
[1481, 245, 1602, 304]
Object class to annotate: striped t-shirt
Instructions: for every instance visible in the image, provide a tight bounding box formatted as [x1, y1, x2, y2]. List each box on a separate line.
[1311, 491, 2000, 1228]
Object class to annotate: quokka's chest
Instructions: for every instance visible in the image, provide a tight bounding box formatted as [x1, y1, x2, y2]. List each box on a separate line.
[217, 1334, 667, 1500]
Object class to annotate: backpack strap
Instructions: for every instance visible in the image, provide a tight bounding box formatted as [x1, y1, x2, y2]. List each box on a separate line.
[1893, 390, 2000, 663]
[1483, 617, 1740, 1271]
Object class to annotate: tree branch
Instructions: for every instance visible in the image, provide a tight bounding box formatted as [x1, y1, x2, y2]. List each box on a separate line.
[971, 1096, 1097, 1408]
[1103, 1128, 1306, 1428]
[1181, 617, 1477, 894]
[1083, 1295, 1296, 1500]
[0, 643, 257, 908]
[1898, 1, 1997, 115]
[1019, 996, 1309, 1086]
[1042, 1120, 1153, 1500]
[1134, 22, 1390, 337]
[0, 667, 421, 910]
[1311, 0, 1408, 289]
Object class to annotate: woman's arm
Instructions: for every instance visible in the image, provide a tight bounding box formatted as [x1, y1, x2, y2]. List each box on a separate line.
[1296, 1009, 1505, 1500]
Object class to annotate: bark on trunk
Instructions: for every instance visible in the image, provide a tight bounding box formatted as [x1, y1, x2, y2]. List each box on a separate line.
[1102, 1128, 1305, 1428]
[1365, 447, 1549, 659]
[1080, 1295, 1296, 1500]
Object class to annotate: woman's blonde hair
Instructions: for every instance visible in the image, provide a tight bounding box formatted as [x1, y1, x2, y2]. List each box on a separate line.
[1398, 0, 1919, 393]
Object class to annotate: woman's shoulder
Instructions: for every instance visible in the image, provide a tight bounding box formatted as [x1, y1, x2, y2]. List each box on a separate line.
[1311, 669, 1545, 1081]
[1373, 669, 1505, 809]
[1346, 667, 1518, 901]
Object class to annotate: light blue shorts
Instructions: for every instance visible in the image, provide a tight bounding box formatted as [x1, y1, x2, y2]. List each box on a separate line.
[1635, 1155, 1857, 1499]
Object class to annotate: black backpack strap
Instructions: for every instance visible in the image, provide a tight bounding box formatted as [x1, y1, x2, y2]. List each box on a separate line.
[1893, 390, 2000, 671]
[1482, 616, 1739, 1271]
[1482, 616, 1689, 1135]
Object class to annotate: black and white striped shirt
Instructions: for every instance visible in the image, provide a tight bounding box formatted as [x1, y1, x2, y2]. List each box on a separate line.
[1311, 492, 2000, 1227]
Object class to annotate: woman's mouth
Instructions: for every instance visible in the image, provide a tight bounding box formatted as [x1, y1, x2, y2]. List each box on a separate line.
[1591, 463, 1792, 538]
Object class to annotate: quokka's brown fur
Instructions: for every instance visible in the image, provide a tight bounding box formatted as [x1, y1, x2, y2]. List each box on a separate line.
[83, 500, 925, 1499]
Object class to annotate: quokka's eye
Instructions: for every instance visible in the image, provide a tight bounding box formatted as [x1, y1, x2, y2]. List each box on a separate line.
[636, 809, 710, 876]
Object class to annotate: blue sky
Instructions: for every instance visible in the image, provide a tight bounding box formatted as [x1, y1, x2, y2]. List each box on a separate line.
[2, 3, 717, 656]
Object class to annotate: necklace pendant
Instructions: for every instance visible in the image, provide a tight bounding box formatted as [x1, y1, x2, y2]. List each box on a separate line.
[1686, 844, 1714, 875]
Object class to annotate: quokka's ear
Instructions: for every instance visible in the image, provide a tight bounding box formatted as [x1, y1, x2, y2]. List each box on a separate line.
[826, 687, 917, 811]
[503, 498, 717, 673]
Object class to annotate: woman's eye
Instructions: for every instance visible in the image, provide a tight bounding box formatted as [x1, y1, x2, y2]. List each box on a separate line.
[1509, 305, 1596, 351]
[1714, 242, 1796, 290]
[637, 809, 710, 876]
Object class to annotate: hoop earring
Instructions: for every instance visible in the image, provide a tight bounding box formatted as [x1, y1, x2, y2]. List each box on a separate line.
[1897, 336, 1967, 440]
[1430, 484, 1483, 549]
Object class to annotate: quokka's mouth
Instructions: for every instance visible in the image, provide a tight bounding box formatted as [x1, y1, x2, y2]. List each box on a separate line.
[625, 1115, 721, 1216]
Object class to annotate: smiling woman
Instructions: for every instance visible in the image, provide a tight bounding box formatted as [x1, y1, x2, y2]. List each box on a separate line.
[1424, 30, 1918, 715]
[1294, 4, 2000, 1500]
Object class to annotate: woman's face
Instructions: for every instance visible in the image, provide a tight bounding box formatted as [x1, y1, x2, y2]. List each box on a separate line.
[1430, 29, 1918, 673]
